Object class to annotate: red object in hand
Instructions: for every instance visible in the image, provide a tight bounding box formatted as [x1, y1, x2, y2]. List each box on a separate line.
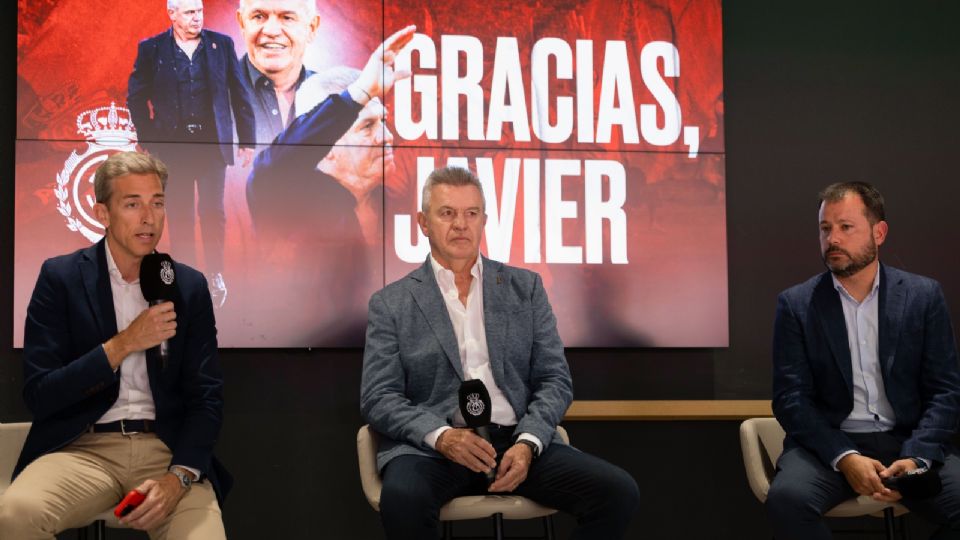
[114, 490, 146, 518]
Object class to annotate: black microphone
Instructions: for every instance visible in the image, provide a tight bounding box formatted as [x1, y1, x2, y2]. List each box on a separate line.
[458, 379, 496, 481]
[139, 252, 177, 363]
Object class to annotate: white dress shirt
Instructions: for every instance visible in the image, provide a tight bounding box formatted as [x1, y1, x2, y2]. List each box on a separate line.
[423, 254, 543, 454]
[97, 242, 156, 424]
[98, 243, 198, 478]
[829, 270, 927, 470]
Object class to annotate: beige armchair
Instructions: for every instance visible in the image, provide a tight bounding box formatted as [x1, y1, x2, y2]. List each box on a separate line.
[739, 417, 909, 539]
[357, 424, 569, 540]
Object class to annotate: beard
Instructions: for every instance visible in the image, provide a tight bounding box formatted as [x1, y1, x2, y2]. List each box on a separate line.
[822, 240, 877, 278]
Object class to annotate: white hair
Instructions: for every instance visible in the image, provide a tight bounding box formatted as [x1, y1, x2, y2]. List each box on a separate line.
[167, 0, 199, 10]
[421, 167, 486, 213]
[237, 0, 317, 20]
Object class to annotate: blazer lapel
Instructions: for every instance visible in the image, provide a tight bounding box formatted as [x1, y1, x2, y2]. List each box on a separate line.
[812, 273, 853, 392]
[201, 30, 220, 87]
[409, 260, 463, 379]
[878, 264, 905, 377]
[80, 240, 118, 342]
[482, 257, 508, 384]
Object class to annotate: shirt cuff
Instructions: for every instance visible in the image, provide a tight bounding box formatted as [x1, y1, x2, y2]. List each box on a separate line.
[425, 426, 452, 450]
[912, 457, 931, 471]
[831, 450, 860, 471]
[346, 84, 372, 106]
[516, 433, 543, 455]
[171, 465, 201, 481]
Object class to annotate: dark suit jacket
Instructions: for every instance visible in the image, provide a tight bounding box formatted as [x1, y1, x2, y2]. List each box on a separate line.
[127, 28, 256, 165]
[361, 256, 573, 471]
[773, 264, 960, 467]
[15, 240, 231, 503]
[246, 89, 362, 234]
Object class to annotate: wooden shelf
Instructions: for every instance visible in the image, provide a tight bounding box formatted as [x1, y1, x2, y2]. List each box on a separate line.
[564, 400, 772, 421]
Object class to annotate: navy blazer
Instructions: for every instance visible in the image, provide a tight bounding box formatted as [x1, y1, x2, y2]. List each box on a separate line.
[361, 257, 573, 471]
[773, 264, 960, 466]
[127, 28, 256, 165]
[15, 240, 231, 503]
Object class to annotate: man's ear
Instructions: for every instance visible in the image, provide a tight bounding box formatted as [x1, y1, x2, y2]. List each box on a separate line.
[93, 202, 110, 229]
[417, 211, 429, 237]
[307, 15, 321, 42]
[874, 220, 889, 247]
[317, 150, 337, 175]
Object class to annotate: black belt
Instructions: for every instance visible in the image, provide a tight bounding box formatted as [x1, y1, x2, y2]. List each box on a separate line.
[91, 419, 155, 434]
[184, 123, 204, 134]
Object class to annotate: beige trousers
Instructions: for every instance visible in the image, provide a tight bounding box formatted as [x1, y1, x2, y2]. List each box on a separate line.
[0, 432, 225, 540]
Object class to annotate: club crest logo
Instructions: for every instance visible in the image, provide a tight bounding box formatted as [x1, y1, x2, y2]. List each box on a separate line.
[55, 102, 138, 242]
[160, 260, 175, 285]
[465, 392, 484, 417]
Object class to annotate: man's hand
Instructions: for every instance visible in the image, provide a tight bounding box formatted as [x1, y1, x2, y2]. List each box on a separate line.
[874, 458, 920, 501]
[118, 473, 188, 531]
[353, 25, 416, 100]
[103, 302, 176, 369]
[236, 147, 254, 168]
[436, 428, 497, 474]
[837, 453, 900, 501]
[488, 443, 533, 493]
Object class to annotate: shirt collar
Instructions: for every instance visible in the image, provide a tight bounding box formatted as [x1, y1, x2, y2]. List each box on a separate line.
[430, 253, 483, 285]
[169, 29, 203, 48]
[831, 264, 881, 302]
[104, 240, 139, 285]
[245, 55, 308, 90]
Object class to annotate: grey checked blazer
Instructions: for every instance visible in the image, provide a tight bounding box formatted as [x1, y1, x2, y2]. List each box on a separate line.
[361, 256, 573, 471]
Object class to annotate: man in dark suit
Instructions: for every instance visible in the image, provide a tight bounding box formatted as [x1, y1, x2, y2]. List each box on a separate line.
[128, 0, 256, 307]
[361, 166, 639, 539]
[0, 152, 228, 539]
[767, 181, 960, 539]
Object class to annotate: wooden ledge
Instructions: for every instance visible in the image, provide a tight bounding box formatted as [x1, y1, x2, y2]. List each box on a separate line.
[564, 400, 772, 421]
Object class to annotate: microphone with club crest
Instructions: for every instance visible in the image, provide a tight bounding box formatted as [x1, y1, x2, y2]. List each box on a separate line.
[458, 378, 496, 481]
[139, 252, 177, 364]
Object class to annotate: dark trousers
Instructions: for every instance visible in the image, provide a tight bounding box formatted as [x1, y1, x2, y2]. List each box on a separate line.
[766, 431, 960, 540]
[154, 142, 226, 273]
[379, 426, 639, 540]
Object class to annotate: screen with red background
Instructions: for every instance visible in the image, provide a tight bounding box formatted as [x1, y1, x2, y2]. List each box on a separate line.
[15, 0, 726, 347]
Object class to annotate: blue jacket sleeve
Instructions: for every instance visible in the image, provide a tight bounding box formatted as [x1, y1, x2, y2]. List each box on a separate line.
[22, 261, 117, 421]
[772, 292, 855, 466]
[514, 274, 573, 446]
[900, 283, 960, 463]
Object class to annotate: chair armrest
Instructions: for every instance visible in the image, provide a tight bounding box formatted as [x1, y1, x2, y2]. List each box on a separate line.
[357, 425, 383, 511]
[740, 419, 772, 503]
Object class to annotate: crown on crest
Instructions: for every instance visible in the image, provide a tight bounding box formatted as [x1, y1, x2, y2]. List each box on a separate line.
[76, 102, 137, 146]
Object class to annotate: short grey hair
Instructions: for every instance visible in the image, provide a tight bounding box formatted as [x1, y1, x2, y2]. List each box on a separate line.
[295, 66, 361, 117]
[238, 0, 316, 20]
[94, 151, 168, 204]
[167, 0, 201, 11]
[421, 166, 486, 213]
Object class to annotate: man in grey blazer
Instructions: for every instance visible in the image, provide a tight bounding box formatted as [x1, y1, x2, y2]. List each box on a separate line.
[767, 182, 960, 539]
[361, 166, 639, 539]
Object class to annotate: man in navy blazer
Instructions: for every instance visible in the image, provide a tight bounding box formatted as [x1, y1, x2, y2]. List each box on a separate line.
[0, 152, 228, 539]
[128, 0, 256, 306]
[361, 166, 639, 539]
[768, 181, 960, 539]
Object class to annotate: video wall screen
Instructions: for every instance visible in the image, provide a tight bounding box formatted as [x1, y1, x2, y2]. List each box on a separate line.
[15, 0, 726, 347]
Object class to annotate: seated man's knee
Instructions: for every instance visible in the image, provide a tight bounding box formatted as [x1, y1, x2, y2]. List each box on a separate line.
[381, 471, 442, 517]
[766, 480, 819, 524]
[606, 466, 640, 515]
[0, 490, 57, 535]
